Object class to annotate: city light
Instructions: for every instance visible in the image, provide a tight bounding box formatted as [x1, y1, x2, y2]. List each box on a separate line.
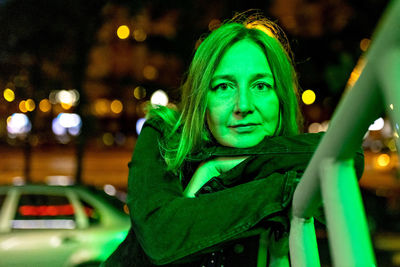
[133, 86, 146, 100]
[346, 57, 366, 89]
[136, 118, 146, 135]
[104, 184, 117, 196]
[111, 99, 123, 114]
[19, 100, 27, 113]
[376, 154, 390, 167]
[102, 132, 114, 146]
[150, 89, 168, 106]
[387, 139, 397, 151]
[302, 89, 316, 105]
[3, 88, 15, 102]
[12, 176, 25, 186]
[55, 89, 79, 109]
[117, 25, 130, 39]
[368, 117, 384, 131]
[360, 38, 371, 52]
[7, 113, 32, 135]
[39, 99, 52, 112]
[46, 175, 73, 186]
[25, 99, 35, 112]
[52, 113, 82, 137]
[133, 28, 147, 42]
[94, 98, 110, 116]
[143, 65, 158, 80]
[59, 113, 81, 128]
[308, 122, 321, 133]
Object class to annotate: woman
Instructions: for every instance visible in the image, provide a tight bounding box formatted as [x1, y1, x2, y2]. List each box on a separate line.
[103, 15, 364, 267]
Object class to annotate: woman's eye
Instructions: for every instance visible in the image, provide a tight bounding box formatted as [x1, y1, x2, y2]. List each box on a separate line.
[212, 83, 231, 91]
[253, 82, 271, 91]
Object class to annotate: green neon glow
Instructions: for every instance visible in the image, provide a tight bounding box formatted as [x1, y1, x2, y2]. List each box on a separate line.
[321, 159, 376, 266]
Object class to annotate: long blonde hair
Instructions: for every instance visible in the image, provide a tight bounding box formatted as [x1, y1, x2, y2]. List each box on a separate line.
[148, 16, 303, 175]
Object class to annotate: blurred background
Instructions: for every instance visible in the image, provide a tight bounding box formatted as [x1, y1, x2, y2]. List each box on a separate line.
[0, 0, 400, 266]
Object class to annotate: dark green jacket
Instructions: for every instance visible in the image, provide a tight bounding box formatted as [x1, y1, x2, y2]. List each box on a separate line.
[103, 119, 364, 266]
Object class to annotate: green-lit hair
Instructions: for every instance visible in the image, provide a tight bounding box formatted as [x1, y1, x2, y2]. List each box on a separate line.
[148, 16, 303, 175]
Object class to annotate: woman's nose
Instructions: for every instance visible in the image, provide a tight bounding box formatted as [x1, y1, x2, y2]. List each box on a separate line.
[234, 88, 254, 116]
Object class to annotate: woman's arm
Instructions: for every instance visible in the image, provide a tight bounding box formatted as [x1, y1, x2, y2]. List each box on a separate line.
[127, 122, 364, 265]
[183, 156, 248, 198]
[127, 124, 290, 265]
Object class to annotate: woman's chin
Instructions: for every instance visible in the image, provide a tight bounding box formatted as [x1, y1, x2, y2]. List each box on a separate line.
[218, 135, 265, 148]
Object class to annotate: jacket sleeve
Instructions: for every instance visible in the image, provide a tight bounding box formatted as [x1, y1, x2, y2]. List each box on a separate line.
[126, 122, 293, 265]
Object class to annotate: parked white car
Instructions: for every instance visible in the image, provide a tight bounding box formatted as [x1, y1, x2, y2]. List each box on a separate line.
[0, 185, 130, 267]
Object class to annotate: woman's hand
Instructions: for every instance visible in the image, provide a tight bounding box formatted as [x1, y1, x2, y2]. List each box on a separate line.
[183, 156, 248, 198]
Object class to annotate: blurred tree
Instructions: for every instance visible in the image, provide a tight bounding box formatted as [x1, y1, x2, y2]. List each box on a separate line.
[0, 0, 107, 184]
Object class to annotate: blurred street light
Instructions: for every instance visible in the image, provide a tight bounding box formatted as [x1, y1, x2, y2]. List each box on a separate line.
[7, 113, 32, 135]
[150, 89, 168, 106]
[117, 25, 130, 39]
[3, 88, 15, 102]
[302, 89, 316, 105]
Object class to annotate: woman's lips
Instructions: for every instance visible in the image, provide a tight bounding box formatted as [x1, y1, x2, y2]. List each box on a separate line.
[229, 124, 259, 133]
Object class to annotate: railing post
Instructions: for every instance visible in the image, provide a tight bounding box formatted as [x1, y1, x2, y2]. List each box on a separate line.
[377, 47, 400, 150]
[289, 216, 320, 267]
[320, 158, 376, 267]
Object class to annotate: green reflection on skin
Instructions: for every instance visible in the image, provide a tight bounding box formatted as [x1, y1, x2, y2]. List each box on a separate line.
[206, 40, 280, 148]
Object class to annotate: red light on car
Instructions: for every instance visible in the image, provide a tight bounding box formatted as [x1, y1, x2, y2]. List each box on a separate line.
[19, 204, 75, 216]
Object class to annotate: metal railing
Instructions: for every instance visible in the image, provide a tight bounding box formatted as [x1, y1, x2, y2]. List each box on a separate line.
[289, 0, 400, 266]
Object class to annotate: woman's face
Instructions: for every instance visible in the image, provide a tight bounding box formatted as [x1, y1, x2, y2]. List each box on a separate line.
[206, 39, 280, 148]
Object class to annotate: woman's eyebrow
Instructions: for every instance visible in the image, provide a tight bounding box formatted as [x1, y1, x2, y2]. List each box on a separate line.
[211, 73, 274, 83]
[211, 74, 236, 83]
[249, 73, 274, 82]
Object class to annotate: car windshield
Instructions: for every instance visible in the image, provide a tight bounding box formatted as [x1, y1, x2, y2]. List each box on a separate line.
[86, 187, 127, 212]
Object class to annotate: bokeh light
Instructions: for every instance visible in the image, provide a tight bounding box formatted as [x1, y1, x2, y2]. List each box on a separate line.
[103, 132, 114, 146]
[302, 89, 316, 105]
[360, 38, 371, 52]
[19, 100, 27, 113]
[346, 57, 366, 89]
[3, 88, 15, 102]
[117, 25, 130, 39]
[308, 120, 329, 133]
[387, 139, 397, 151]
[133, 86, 146, 100]
[376, 154, 390, 167]
[39, 99, 52, 112]
[52, 113, 82, 137]
[57, 90, 73, 105]
[104, 184, 117, 196]
[56, 90, 79, 109]
[368, 117, 384, 131]
[25, 99, 35, 112]
[308, 122, 321, 133]
[7, 113, 32, 135]
[133, 28, 147, 42]
[136, 118, 146, 135]
[150, 90, 168, 106]
[143, 65, 158, 80]
[94, 98, 110, 116]
[111, 99, 123, 114]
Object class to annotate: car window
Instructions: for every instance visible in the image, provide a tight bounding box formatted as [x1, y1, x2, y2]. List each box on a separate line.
[80, 199, 100, 226]
[12, 194, 76, 230]
[87, 187, 126, 212]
